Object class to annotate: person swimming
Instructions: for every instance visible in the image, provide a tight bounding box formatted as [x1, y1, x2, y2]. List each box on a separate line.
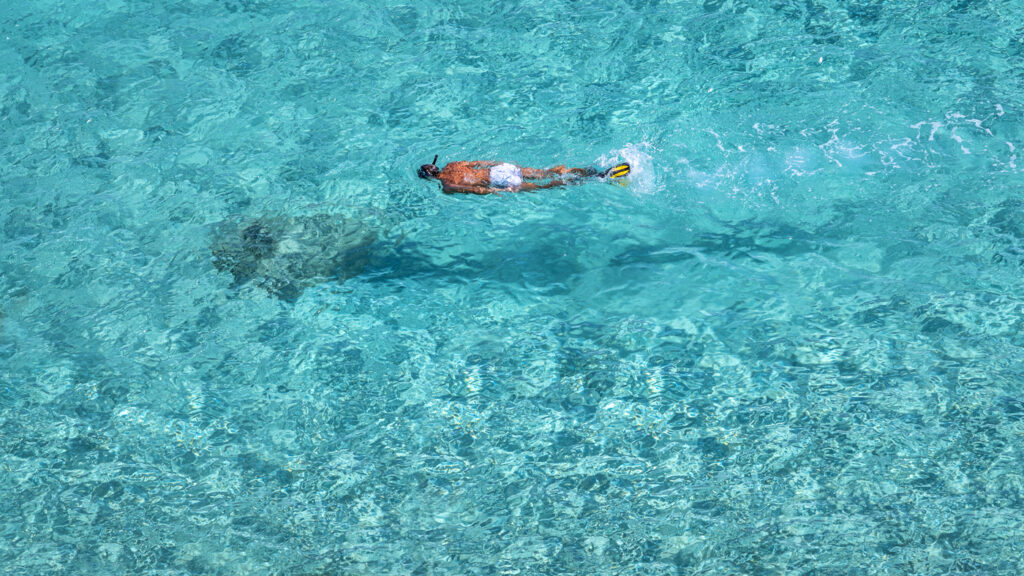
[417, 155, 629, 195]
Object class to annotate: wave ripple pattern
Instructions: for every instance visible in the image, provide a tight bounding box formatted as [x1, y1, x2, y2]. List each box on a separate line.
[2, 1, 1024, 574]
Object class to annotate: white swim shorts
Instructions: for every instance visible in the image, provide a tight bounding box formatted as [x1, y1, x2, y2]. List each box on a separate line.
[489, 163, 524, 188]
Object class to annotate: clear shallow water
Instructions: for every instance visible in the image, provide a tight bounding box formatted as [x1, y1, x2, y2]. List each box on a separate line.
[2, 0, 1024, 573]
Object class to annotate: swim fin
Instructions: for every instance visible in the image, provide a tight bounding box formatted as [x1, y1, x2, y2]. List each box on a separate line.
[600, 162, 630, 179]
[580, 163, 630, 180]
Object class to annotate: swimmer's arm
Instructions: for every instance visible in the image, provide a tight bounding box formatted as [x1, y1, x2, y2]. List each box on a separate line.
[442, 180, 567, 195]
[442, 183, 496, 195]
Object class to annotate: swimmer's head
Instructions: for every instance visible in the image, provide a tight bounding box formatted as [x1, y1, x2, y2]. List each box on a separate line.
[418, 155, 440, 179]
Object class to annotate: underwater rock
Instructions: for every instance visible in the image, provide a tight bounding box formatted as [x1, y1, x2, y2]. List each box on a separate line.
[211, 213, 377, 301]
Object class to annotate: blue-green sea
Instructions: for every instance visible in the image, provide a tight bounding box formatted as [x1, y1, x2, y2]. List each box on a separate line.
[3, 0, 1024, 574]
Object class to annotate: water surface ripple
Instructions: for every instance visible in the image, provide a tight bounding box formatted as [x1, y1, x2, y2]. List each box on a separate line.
[2, 0, 1024, 574]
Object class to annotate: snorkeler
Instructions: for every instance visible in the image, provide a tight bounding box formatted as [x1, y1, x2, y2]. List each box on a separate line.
[417, 155, 630, 195]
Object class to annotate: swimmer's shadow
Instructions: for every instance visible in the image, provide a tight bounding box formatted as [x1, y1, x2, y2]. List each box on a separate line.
[212, 215, 834, 301]
[212, 215, 595, 300]
[211, 214, 378, 301]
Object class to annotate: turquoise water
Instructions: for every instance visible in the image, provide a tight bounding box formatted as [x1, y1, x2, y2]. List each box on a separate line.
[3, 0, 1024, 573]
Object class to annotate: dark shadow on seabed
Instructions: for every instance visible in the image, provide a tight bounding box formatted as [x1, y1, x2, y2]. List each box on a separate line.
[209, 213, 873, 302]
[210, 212, 598, 300]
[211, 213, 378, 301]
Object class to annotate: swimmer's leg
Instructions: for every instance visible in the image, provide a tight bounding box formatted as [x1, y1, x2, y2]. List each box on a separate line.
[521, 166, 555, 179]
[522, 165, 590, 179]
[517, 180, 567, 192]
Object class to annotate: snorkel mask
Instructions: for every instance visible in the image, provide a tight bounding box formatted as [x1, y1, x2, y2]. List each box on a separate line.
[418, 155, 440, 179]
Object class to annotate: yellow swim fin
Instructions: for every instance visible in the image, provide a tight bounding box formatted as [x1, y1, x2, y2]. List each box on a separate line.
[601, 162, 630, 179]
